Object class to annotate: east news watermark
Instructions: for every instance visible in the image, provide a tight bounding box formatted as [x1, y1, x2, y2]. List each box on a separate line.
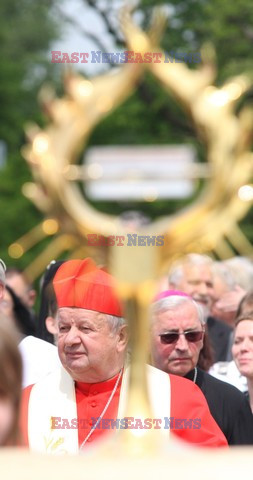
[51, 416, 202, 430]
[51, 50, 202, 65]
[87, 234, 164, 247]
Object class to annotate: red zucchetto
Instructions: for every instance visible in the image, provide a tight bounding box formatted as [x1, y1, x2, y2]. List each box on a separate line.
[53, 258, 123, 317]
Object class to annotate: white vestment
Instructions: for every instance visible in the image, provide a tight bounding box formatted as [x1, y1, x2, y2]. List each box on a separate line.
[27, 364, 171, 454]
[19, 336, 61, 388]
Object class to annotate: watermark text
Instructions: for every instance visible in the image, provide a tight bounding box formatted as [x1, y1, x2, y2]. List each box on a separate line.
[51, 416, 201, 430]
[51, 50, 202, 65]
[87, 234, 164, 247]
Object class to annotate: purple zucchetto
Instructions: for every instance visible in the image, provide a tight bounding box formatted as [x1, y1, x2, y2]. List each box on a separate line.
[154, 289, 191, 302]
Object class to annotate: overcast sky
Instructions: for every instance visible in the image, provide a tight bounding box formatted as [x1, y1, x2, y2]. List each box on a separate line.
[50, 0, 125, 75]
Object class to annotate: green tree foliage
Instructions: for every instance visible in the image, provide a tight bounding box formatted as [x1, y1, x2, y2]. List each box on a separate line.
[0, 0, 61, 266]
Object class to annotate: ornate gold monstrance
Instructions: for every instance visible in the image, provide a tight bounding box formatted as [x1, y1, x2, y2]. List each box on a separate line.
[12, 8, 252, 281]
[13, 7, 253, 455]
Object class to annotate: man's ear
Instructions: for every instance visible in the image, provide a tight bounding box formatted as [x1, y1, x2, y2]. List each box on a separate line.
[45, 316, 58, 335]
[117, 324, 129, 351]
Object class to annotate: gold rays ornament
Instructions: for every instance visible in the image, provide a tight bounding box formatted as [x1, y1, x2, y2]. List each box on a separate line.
[13, 7, 252, 283]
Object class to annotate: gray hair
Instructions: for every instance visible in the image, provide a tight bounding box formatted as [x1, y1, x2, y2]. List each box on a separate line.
[168, 253, 213, 286]
[103, 314, 127, 334]
[223, 256, 253, 290]
[212, 261, 236, 291]
[0, 259, 6, 285]
[151, 294, 206, 325]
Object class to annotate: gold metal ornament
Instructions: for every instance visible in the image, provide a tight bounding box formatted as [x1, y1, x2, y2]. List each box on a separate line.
[15, 8, 253, 282]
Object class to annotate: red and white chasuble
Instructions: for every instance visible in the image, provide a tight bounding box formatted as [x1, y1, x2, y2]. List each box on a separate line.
[20, 365, 227, 453]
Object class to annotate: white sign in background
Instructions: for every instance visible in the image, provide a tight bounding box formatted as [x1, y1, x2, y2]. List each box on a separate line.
[84, 145, 205, 201]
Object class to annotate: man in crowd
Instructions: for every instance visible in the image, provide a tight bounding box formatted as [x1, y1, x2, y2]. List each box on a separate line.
[150, 290, 253, 445]
[210, 261, 245, 328]
[20, 258, 227, 454]
[168, 253, 232, 362]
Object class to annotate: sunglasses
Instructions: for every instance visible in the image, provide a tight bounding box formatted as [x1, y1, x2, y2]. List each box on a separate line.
[159, 330, 204, 345]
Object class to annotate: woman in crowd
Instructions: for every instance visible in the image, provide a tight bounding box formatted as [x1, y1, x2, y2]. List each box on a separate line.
[232, 311, 253, 412]
[0, 285, 36, 338]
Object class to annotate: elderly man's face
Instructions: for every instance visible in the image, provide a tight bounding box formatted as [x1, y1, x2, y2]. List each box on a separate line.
[57, 308, 127, 383]
[150, 302, 204, 376]
[174, 264, 214, 316]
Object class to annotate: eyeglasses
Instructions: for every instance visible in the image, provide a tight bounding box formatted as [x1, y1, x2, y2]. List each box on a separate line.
[159, 330, 204, 345]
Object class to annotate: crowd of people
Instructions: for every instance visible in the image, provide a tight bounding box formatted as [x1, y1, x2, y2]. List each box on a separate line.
[0, 253, 253, 452]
